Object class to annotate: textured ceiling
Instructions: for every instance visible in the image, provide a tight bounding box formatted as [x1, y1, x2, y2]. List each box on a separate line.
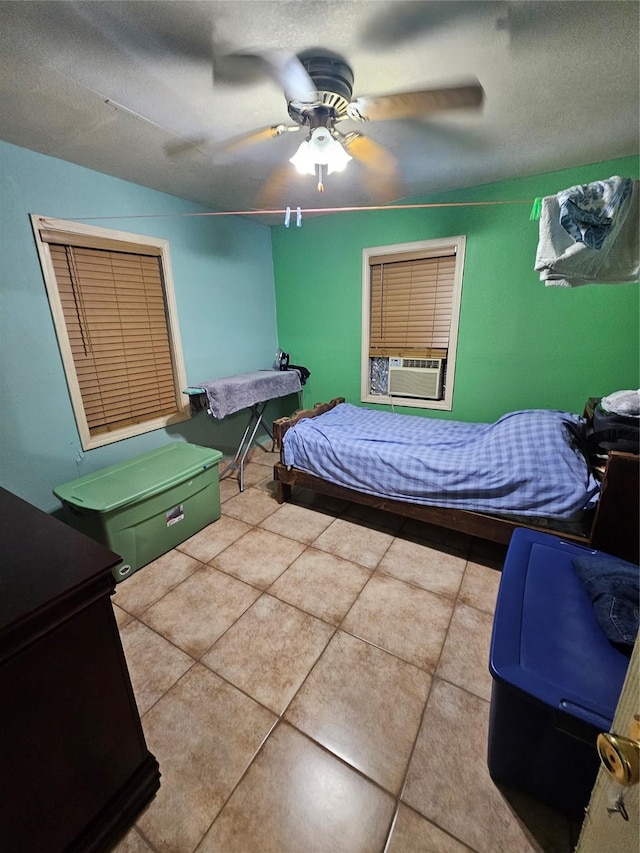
[1, 1, 638, 223]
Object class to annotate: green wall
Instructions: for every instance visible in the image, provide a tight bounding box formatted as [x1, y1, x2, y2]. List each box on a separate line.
[2, 142, 637, 512]
[272, 156, 639, 422]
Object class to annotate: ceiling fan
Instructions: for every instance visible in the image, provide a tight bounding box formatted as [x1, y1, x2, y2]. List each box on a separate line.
[170, 46, 484, 205]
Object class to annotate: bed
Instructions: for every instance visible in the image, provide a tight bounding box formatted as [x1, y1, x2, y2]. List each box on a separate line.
[273, 398, 639, 562]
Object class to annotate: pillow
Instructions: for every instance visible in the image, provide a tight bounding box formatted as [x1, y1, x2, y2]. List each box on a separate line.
[572, 554, 639, 650]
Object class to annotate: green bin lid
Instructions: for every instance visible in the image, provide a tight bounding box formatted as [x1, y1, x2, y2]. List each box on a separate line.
[54, 443, 223, 512]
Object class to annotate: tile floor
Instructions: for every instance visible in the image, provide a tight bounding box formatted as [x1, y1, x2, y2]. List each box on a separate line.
[111, 447, 581, 853]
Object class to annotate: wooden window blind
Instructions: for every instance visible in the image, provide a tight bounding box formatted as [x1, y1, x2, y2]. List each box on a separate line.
[48, 243, 180, 437]
[369, 250, 456, 358]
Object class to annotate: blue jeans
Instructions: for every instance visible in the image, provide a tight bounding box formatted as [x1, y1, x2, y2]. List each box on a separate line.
[572, 554, 639, 649]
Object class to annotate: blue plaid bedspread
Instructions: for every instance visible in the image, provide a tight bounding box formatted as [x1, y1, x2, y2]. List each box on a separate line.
[283, 403, 599, 518]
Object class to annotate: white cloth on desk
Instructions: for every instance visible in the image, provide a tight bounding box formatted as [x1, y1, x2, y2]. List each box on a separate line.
[197, 370, 301, 419]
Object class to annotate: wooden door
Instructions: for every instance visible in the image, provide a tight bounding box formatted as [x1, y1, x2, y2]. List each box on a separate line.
[576, 635, 639, 852]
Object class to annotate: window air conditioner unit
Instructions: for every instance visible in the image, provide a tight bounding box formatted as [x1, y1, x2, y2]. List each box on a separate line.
[388, 358, 444, 399]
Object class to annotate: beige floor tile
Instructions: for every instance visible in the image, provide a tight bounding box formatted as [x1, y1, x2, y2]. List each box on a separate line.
[436, 603, 494, 700]
[285, 631, 431, 794]
[253, 476, 279, 496]
[211, 526, 306, 589]
[268, 547, 371, 625]
[119, 619, 194, 715]
[342, 573, 453, 671]
[111, 826, 155, 852]
[112, 550, 202, 616]
[110, 499, 573, 853]
[248, 445, 280, 467]
[219, 476, 241, 503]
[202, 594, 333, 713]
[312, 517, 394, 569]
[222, 486, 281, 525]
[137, 664, 276, 853]
[139, 567, 260, 657]
[242, 460, 274, 485]
[198, 722, 396, 853]
[259, 501, 336, 544]
[221, 461, 272, 491]
[378, 537, 466, 599]
[386, 804, 473, 852]
[458, 561, 502, 614]
[113, 602, 134, 629]
[403, 679, 542, 853]
[177, 515, 251, 562]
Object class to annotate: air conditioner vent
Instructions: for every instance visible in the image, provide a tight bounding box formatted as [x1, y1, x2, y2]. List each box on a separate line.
[401, 358, 441, 370]
[388, 358, 444, 399]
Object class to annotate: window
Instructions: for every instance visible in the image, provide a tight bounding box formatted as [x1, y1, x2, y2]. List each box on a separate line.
[32, 215, 190, 449]
[361, 236, 465, 411]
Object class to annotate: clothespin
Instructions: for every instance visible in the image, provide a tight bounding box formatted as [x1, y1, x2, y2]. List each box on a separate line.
[296, 206, 302, 227]
[529, 197, 543, 221]
[284, 206, 291, 228]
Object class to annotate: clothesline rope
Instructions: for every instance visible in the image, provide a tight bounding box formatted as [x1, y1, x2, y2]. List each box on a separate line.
[64, 198, 537, 222]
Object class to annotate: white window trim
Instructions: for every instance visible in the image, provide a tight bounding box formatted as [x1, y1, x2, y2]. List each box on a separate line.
[361, 235, 466, 411]
[31, 214, 190, 450]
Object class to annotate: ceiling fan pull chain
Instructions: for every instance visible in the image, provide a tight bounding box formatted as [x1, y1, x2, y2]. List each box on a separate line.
[317, 163, 325, 192]
[296, 207, 302, 227]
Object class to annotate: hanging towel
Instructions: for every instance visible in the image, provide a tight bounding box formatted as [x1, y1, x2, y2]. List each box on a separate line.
[558, 176, 632, 249]
[534, 177, 639, 287]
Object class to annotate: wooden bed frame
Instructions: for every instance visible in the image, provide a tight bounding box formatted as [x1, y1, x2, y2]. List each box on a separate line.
[273, 398, 639, 563]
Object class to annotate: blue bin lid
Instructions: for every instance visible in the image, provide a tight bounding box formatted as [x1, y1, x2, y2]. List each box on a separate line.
[489, 528, 629, 729]
[54, 442, 223, 513]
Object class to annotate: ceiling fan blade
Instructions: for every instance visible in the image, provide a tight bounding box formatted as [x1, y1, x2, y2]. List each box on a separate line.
[262, 49, 319, 105]
[349, 82, 484, 122]
[362, 1, 504, 47]
[212, 48, 267, 86]
[166, 125, 300, 158]
[214, 48, 318, 105]
[221, 124, 301, 153]
[342, 133, 401, 202]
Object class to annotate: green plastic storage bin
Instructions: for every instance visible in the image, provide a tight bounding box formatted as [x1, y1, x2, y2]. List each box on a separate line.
[54, 443, 223, 582]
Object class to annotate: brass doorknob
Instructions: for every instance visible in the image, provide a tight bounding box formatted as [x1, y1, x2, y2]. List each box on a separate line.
[597, 730, 640, 787]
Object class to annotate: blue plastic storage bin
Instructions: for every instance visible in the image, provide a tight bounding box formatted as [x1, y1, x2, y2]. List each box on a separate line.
[488, 528, 630, 820]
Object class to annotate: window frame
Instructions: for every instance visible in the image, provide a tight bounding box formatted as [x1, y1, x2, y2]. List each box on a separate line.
[361, 235, 466, 411]
[31, 215, 190, 450]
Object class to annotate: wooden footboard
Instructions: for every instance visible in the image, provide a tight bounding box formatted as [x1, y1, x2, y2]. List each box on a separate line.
[273, 460, 593, 546]
[272, 400, 639, 559]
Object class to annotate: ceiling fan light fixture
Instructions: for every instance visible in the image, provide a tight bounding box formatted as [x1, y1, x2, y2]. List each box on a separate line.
[324, 138, 352, 174]
[289, 126, 352, 176]
[289, 139, 316, 175]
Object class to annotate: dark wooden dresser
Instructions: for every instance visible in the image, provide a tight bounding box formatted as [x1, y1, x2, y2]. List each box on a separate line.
[0, 487, 160, 852]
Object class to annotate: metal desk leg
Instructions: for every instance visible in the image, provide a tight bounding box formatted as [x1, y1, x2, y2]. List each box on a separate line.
[219, 402, 269, 492]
